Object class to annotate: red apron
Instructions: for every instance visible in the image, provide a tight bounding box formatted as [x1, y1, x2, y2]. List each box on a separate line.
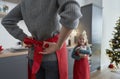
[73, 56, 90, 79]
[24, 34, 68, 79]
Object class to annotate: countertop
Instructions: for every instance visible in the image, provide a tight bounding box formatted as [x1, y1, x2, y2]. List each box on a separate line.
[0, 50, 28, 58]
[0, 46, 74, 58]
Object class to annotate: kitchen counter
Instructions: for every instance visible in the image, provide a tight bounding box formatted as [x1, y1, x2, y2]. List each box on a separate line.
[0, 50, 28, 79]
[0, 50, 28, 58]
[0, 46, 74, 58]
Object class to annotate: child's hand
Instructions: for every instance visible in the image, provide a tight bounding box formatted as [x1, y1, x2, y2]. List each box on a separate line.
[76, 47, 81, 50]
[75, 47, 81, 52]
[79, 53, 87, 58]
[76, 49, 79, 53]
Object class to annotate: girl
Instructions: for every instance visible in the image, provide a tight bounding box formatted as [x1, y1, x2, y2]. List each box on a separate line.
[71, 31, 92, 79]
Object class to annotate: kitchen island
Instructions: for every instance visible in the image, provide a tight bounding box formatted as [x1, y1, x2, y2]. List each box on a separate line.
[0, 50, 28, 79]
[0, 47, 75, 79]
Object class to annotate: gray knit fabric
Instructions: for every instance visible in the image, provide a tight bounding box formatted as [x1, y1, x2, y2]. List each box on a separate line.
[1, 0, 82, 61]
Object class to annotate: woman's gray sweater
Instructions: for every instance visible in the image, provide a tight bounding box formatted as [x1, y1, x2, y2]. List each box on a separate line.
[1, 0, 82, 61]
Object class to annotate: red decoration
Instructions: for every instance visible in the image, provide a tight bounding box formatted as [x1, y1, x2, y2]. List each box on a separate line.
[44, 43, 49, 48]
[0, 46, 3, 52]
[108, 63, 115, 69]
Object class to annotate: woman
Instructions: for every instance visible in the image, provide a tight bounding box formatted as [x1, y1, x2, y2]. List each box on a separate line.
[1, 0, 82, 79]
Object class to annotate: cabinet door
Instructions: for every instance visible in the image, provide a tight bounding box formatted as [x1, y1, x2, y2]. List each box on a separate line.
[68, 48, 74, 79]
[0, 55, 28, 79]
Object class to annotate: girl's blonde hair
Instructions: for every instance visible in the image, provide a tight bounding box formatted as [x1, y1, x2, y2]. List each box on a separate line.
[78, 30, 88, 45]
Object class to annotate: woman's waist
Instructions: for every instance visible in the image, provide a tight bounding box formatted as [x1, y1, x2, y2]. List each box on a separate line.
[28, 51, 57, 61]
[32, 31, 59, 41]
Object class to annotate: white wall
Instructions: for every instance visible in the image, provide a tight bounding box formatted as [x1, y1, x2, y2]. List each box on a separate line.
[101, 0, 120, 69]
[77, 0, 85, 6]
[0, 2, 30, 49]
[77, 0, 102, 7]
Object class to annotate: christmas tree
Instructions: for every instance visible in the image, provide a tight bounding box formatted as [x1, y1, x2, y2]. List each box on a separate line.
[106, 17, 120, 68]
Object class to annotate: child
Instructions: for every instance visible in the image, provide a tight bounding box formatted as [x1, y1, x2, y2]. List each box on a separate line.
[71, 31, 92, 79]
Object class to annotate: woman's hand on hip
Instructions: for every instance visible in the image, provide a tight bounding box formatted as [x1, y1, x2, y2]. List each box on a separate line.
[22, 36, 33, 48]
[39, 41, 60, 54]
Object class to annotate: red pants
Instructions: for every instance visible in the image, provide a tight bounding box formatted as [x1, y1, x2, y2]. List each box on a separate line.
[73, 56, 90, 79]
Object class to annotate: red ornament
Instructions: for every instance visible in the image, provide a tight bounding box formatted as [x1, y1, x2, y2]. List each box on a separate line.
[108, 63, 115, 69]
[0, 46, 3, 52]
[44, 43, 49, 48]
